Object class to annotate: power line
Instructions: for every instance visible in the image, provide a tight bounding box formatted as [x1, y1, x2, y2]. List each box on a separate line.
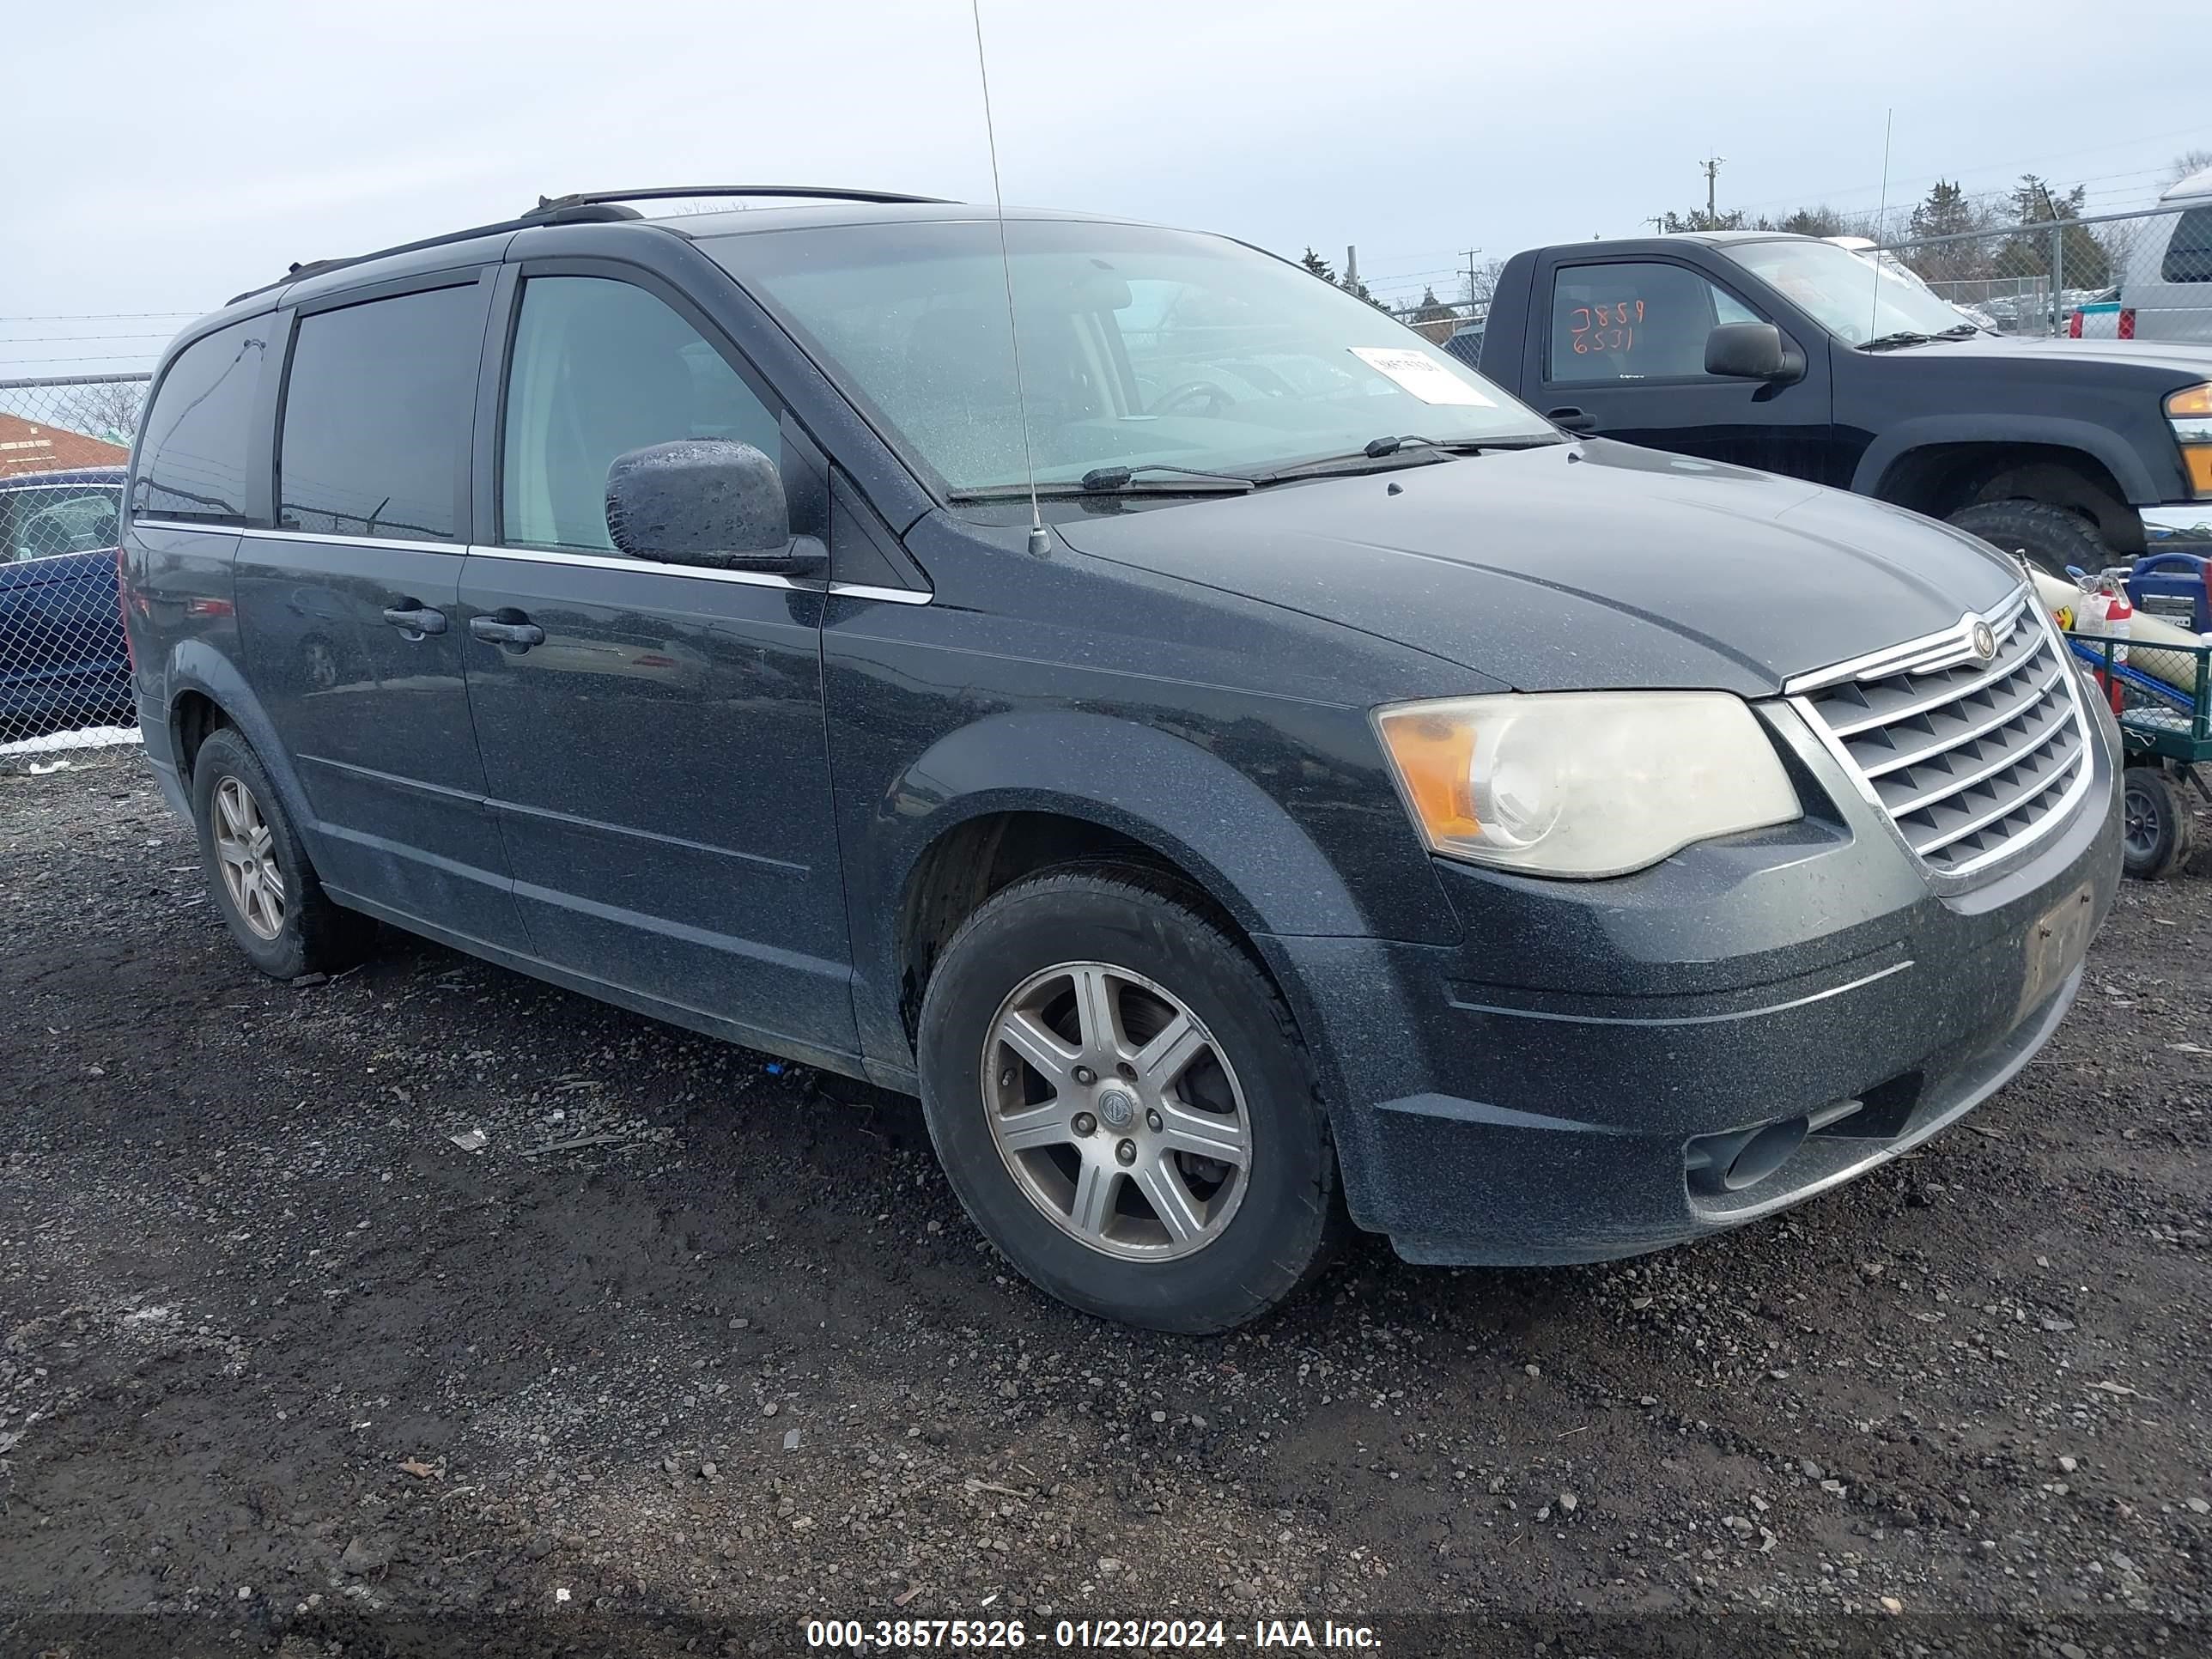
[1727, 122, 2212, 212]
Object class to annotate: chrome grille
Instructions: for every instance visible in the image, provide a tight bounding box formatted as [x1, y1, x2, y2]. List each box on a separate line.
[1791, 586, 2091, 878]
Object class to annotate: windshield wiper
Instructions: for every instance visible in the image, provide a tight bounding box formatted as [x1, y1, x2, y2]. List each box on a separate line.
[1255, 434, 1561, 485]
[947, 472, 1253, 504]
[1857, 331, 1936, 351]
[1076, 462, 1255, 492]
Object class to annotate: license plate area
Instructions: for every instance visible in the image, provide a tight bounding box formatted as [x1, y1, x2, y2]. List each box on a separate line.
[2018, 881, 2095, 1020]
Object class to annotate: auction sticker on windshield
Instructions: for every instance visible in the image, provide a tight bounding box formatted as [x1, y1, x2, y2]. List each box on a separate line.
[1350, 346, 1495, 405]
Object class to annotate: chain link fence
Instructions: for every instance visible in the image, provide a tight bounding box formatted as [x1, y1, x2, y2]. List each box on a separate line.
[0, 374, 147, 755]
[1878, 204, 2208, 339]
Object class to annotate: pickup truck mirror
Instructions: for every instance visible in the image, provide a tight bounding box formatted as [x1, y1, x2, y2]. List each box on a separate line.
[1705, 322, 1802, 384]
[604, 440, 826, 575]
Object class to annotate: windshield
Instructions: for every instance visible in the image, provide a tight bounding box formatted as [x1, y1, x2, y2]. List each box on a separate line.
[1717, 238, 1974, 343]
[708, 219, 1555, 494]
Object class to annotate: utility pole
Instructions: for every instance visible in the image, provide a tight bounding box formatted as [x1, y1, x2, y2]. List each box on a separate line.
[1346, 246, 1358, 292]
[1699, 155, 1725, 222]
[1462, 247, 1481, 307]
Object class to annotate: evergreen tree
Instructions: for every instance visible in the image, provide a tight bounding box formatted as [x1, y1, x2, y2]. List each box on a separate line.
[1905, 180, 1990, 285]
[1299, 247, 1337, 283]
[1413, 286, 1456, 324]
[2000, 174, 2109, 291]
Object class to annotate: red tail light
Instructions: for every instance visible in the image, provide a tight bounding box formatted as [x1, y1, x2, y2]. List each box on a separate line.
[2118, 307, 2136, 339]
[2068, 310, 2083, 337]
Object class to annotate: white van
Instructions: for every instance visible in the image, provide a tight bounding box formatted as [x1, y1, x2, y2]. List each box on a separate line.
[2106, 167, 2212, 344]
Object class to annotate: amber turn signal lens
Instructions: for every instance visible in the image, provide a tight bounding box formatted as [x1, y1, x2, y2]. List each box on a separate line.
[2167, 383, 2212, 419]
[2183, 444, 2212, 499]
[1375, 711, 1480, 840]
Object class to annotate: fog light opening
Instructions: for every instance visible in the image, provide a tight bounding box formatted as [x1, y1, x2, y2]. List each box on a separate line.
[1723, 1116, 1808, 1191]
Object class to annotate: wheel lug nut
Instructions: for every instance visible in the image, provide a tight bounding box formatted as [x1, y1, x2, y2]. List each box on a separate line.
[1115, 1139, 1137, 1166]
[1072, 1112, 1097, 1137]
[1073, 1065, 1097, 1086]
[1146, 1109, 1163, 1133]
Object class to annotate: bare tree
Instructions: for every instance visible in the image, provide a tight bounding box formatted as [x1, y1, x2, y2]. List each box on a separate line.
[48, 380, 145, 447]
[1460, 258, 1506, 308]
[2167, 149, 2212, 188]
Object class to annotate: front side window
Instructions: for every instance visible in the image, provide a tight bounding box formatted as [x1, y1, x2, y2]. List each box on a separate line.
[2163, 209, 2212, 284]
[278, 285, 484, 542]
[134, 319, 266, 524]
[6, 484, 124, 560]
[501, 276, 781, 552]
[1548, 262, 1753, 383]
[1717, 237, 1971, 342]
[708, 220, 1554, 496]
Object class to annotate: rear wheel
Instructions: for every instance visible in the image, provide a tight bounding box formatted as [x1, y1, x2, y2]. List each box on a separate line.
[2121, 765, 2196, 881]
[191, 726, 374, 978]
[916, 868, 1340, 1333]
[1948, 499, 2114, 580]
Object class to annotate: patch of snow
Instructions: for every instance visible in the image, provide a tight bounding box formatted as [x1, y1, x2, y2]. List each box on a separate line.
[1, 723, 142, 757]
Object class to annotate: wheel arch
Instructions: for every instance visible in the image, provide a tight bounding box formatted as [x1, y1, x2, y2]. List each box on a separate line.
[1854, 419, 2154, 550]
[867, 708, 1382, 1067]
[161, 640, 323, 854]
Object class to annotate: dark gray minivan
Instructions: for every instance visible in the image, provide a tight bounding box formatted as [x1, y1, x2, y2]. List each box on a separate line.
[122, 186, 2124, 1333]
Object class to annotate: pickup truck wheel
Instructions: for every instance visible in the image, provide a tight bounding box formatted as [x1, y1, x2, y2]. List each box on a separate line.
[191, 727, 375, 979]
[1948, 499, 2112, 580]
[916, 868, 1340, 1334]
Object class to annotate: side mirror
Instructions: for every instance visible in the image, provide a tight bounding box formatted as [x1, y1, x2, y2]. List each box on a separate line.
[1704, 321, 1802, 383]
[605, 440, 825, 574]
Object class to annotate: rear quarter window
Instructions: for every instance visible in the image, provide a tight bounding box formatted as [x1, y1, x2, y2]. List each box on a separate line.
[2161, 208, 2212, 284]
[134, 320, 269, 524]
[278, 285, 485, 543]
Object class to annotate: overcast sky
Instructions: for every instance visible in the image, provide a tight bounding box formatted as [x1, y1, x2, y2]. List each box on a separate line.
[7, 0, 2206, 374]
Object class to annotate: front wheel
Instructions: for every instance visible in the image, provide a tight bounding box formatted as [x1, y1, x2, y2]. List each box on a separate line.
[1948, 499, 2113, 580]
[916, 868, 1340, 1333]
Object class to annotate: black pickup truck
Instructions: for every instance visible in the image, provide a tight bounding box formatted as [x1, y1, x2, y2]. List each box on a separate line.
[1479, 231, 2212, 573]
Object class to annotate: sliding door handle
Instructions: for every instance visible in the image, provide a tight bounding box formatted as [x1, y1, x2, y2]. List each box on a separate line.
[469, 612, 544, 649]
[381, 602, 447, 637]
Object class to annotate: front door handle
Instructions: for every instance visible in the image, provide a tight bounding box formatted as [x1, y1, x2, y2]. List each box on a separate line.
[469, 611, 545, 649]
[381, 601, 447, 637]
[1547, 406, 1599, 433]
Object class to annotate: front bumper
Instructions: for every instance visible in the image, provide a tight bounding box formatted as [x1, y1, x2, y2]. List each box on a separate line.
[2141, 503, 2212, 550]
[1266, 692, 2124, 1266]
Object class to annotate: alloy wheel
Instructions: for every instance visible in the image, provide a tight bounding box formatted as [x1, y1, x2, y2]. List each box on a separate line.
[980, 961, 1251, 1261]
[212, 775, 286, 941]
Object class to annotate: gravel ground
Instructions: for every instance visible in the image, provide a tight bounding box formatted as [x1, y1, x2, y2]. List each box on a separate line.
[2, 750, 2207, 1658]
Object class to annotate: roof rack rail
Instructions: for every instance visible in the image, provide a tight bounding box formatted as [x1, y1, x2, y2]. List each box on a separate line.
[223, 185, 946, 307]
[532, 185, 953, 212]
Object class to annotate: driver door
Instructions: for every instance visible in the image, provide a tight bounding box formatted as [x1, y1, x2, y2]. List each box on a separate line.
[459, 264, 859, 1061]
[1532, 256, 1838, 484]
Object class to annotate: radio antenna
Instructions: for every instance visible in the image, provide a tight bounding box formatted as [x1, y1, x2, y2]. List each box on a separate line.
[1869, 109, 1893, 340]
[969, 0, 1050, 557]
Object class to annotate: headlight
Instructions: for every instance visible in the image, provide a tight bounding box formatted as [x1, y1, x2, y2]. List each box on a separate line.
[2170, 383, 2212, 498]
[1373, 691, 1802, 878]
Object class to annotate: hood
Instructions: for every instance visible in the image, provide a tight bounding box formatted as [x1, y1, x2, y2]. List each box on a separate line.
[1913, 335, 2212, 378]
[1051, 441, 2023, 696]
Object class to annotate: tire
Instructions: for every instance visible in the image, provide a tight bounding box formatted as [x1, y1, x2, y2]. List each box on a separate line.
[2121, 766, 2196, 881]
[191, 726, 375, 978]
[916, 867, 1340, 1334]
[1948, 499, 2114, 580]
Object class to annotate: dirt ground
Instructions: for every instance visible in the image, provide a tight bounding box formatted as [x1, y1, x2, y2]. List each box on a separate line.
[2, 747, 2207, 1659]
